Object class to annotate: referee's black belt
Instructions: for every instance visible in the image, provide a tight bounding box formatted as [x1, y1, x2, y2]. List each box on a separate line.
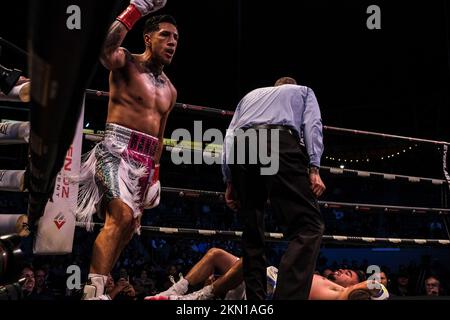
[243, 124, 300, 140]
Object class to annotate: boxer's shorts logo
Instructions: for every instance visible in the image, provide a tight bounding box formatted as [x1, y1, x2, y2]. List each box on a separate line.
[54, 212, 66, 229]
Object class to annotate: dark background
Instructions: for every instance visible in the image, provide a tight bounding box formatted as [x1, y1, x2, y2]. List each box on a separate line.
[1, 1, 450, 298]
[2, 0, 450, 136]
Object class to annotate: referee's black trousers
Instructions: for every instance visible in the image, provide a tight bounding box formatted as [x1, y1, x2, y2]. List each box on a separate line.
[230, 129, 324, 300]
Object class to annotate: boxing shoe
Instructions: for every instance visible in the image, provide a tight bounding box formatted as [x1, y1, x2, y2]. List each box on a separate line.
[170, 285, 214, 301]
[82, 274, 108, 300]
[145, 277, 188, 300]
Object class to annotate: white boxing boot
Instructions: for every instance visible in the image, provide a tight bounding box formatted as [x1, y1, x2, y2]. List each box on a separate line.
[82, 274, 109, 300]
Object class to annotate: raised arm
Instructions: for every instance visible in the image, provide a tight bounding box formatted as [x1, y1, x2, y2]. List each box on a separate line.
[100, 0, 168, 70]
[100, 21, 130, 70]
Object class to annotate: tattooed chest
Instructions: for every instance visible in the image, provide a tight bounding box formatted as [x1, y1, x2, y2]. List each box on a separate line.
[145, 72, 167, 89]
[128, 76, 172, 111]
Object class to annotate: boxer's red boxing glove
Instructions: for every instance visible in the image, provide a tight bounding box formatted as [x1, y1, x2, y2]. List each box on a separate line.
[117, 0, 167, 30]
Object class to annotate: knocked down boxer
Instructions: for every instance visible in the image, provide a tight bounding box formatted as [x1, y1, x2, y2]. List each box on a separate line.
[146, 248, 389, 300]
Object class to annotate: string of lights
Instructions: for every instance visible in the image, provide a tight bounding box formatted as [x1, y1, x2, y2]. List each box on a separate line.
[324, 144, 420, 168]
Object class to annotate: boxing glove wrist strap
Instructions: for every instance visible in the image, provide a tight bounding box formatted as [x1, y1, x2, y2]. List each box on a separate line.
[117, 4, 142, 30]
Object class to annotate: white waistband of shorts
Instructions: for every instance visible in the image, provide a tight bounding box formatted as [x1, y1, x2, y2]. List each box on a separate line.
[105, 123, 158, 141]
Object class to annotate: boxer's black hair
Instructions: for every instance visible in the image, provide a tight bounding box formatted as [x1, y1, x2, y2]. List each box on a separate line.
[143, 14, 177, 35]
[355, 270, 366, 283]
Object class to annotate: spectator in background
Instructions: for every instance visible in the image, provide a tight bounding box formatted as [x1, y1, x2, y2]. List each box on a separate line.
[134, 269, 156, 298]
[21, 266, 35, 300]
[105, 274, 116, 297]
[391, 271, 414, 296]
[119, 268, 129, 281]
[378, 271, 389, 289]
[424, 275, 443, 297]
[105, 274, 136, 300]
[114, 277, 137, 301]
[33, 268, 53, 300]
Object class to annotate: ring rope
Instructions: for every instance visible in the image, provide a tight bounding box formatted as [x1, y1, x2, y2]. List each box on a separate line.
[84, 89, 235, 116]
[3, 90, 450, 146]
[323, 126, 450, 146]
[320, 166, 447, 185]
[1, 171, 448, 215]
[162, 186, 450, 215]
[443, 145, 450, 192]
[74, 221, 450, 246]
[83, 89, 450, 146]
[321, 201, 449, 215]
[82, 131, 448, 186]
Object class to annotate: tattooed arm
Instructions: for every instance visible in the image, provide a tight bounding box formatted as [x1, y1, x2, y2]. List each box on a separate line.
[100, 21, 131, 70]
